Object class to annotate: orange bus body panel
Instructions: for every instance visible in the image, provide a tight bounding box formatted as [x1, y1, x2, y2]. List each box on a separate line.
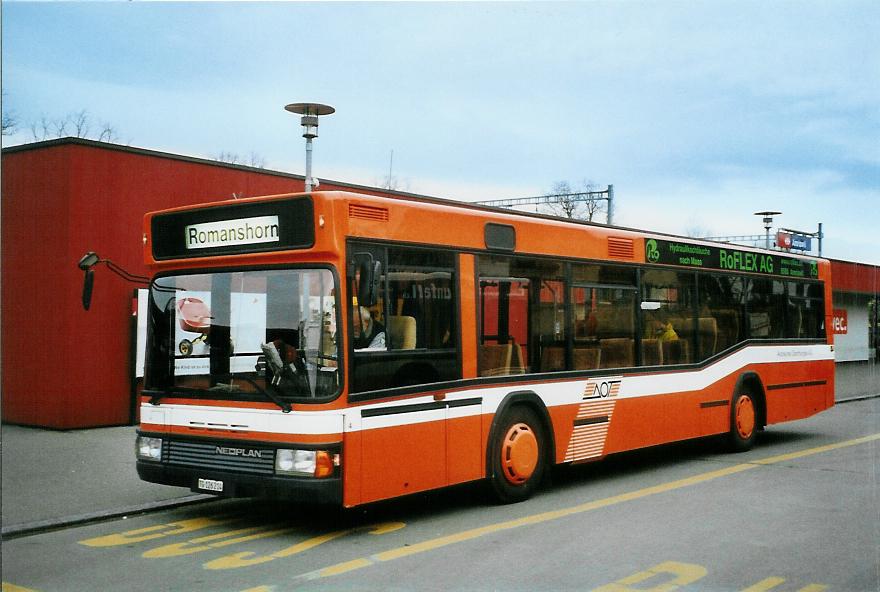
[139, 190, 835, 507]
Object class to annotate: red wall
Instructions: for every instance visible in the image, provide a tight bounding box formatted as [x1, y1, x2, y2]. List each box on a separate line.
[1, 139, 398, 428]
[830, 259, 879, 296]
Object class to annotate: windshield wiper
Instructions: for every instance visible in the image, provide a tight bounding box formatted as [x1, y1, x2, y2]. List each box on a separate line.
[235, 376, 292, 413]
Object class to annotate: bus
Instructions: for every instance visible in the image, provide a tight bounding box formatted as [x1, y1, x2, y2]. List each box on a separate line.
[135, 190, 834, 506]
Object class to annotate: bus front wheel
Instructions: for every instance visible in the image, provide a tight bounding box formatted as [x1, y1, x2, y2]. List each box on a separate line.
[489, 406, 546, 504]
[727, 390, 758, 452]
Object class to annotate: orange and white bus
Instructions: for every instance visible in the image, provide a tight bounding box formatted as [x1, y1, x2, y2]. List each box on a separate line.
[136, 190, 834, 506]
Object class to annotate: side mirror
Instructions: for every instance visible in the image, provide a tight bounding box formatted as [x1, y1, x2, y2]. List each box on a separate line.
[355, 258, 382, 308]
[78, 251, 100, 271]
[82, 269, 95, 311]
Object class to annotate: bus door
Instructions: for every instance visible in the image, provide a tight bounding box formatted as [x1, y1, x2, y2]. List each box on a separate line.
[349, 243, 462, 504]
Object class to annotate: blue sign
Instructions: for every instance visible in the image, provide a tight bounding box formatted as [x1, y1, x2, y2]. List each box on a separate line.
[791, 234, 812, 251]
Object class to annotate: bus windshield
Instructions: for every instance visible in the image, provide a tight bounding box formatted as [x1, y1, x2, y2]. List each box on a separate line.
[145, 268, 339, 401]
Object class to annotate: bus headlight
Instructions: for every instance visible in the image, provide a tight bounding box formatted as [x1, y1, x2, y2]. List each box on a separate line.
[275, 449, 335, 478]
[136, 436, 163, 461]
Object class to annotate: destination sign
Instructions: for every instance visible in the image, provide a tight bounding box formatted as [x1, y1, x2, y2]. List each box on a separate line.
[645, 238, 819, 279]
[185, 216, 280, 250]
[151, 197, 314, 260]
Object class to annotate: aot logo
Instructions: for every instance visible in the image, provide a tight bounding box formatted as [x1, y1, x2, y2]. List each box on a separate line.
[584, 378, 622, 400]
[832, 309, 848, 334]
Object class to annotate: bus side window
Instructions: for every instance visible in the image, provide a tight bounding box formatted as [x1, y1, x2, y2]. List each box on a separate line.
[350, 245, 459, 393]
[641, 270, 696, 365]
[478, 278, 529, 376]
[594, 287, 636, 369]
[698, 274, 746, 356]
[747, 278, 786, 340]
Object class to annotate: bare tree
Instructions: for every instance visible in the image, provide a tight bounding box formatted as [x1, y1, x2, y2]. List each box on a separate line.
[27, 110, 122, 143]
[685, 221, 713, 238]
[579, 180, 607, 222]
[246, 151, 266, 168]
[542, 179, 607, 221]
[544, 181, 578, 218]
[97, 123, 119, 143]
[70, 110, 90, 138]
[30, 116, 53, 141]
[381, 174, 400, 191]
[1, 91, 17, 136]
[214, 151, 240, 165]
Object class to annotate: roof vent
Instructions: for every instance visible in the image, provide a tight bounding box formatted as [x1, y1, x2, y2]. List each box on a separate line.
[607, 237, 634, 259]
[349, 203, 389, 222]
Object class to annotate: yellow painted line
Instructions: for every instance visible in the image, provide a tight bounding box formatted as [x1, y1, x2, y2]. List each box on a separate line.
[752, 433, 879, 465]
[144, 526, 295, 558]
[80, 517, 231, 547]
[297, 433, 880, 582]
[742, 578, 828, 592]
[741, 577, 787, 592]
[2, 584, 41, 592]
[317, 558, 374, 577]
[204, 522, 406, 570]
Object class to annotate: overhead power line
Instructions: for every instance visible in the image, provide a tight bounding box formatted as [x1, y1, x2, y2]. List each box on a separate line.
[475, 184, 615, 225]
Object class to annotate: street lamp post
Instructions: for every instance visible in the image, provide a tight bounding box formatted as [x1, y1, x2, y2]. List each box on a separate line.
[754, 211, 782, 249]
[284, 102, 335, 193]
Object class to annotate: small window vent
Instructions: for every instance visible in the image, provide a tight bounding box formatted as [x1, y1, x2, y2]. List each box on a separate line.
[607, 237, 634, 259]
[349, 204, 389, 222]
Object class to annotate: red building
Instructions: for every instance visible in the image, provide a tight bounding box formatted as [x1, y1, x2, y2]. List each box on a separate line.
[1, 138, 409, 428]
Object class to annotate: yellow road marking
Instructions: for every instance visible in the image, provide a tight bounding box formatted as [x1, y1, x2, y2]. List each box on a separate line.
[752, 433, 879, 465]
[298, 433, 880, 582]
[204, 522, 406, 570]
[742, 577, 828, 592]
[2, 584, 41, 592]
[592, 561, 708, 592]
[80, 517, 230, 547]
[742, 577, 788, 592]
[144, 525, 296, 558]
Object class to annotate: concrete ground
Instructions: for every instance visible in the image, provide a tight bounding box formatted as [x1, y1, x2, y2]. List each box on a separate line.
[0, 424, 210, 535]
[835, 359, 880, 399]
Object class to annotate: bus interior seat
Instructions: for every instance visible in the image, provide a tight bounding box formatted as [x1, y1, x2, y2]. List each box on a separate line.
[600, 338, 635, 369]
[509, 340, 526, 374]
[698, 317, 718, 357]
[479, 344, 513, 377]
[541, 347, 566, 372]
[641, 338, 663, 366]
[713, 309, 740, 351]
[388, 315, 417, 350]
[573, 347, 601, 370]
[662, 339, 690, 365]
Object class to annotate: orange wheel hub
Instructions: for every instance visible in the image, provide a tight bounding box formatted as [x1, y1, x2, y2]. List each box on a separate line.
[501, 423, 539, 485]
[735, 395, 755, 440]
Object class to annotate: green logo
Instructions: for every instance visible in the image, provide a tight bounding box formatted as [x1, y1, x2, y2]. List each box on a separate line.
[646, 239, 660, 263]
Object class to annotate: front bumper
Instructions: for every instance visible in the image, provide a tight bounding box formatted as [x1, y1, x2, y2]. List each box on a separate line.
[137, 460, 343, 504]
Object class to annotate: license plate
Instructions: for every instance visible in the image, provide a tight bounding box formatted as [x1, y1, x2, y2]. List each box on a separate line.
[197, 478, 224, 492]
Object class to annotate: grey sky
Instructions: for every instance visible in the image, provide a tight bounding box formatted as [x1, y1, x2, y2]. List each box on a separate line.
[3, 1, 878, 263]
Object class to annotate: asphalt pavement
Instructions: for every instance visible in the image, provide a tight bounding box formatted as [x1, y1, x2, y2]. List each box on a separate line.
[0, 424, 213, 538]
[2, 386, 878, 540]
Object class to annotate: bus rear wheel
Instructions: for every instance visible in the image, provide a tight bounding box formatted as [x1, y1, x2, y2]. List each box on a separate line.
[727, 390, 758, 452]
[489, 406, 546, 504]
